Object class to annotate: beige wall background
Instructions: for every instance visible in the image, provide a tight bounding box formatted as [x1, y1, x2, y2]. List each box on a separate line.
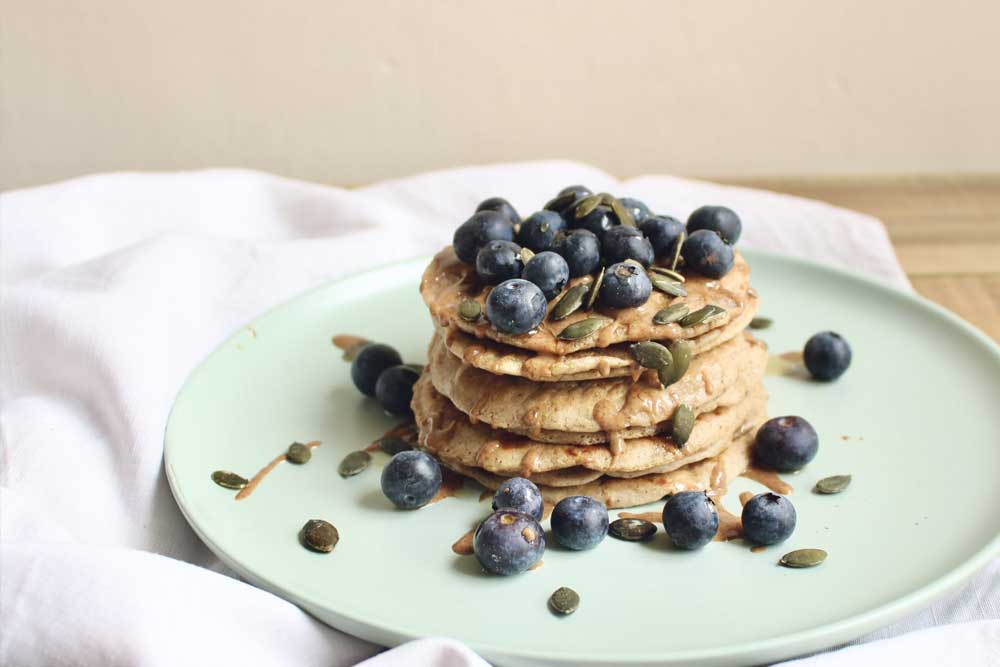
[3, 0, 999, 190]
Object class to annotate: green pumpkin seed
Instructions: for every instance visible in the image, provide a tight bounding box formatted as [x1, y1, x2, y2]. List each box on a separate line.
[609, 518, 657, 541]
[780, 548, 827, 568]
[650, 274, 688, 297]
[520, 247, 535, 264]
[671, 404, 695, 446]
[629, 341, 673, 369]
[670, 231, 686, 271]
[678, 304, 726, 328]
[379, 436, 413, 455]
[573, 194, 603, 219]
[287, 442, 312, 464]
[338, 450, 372, 477]
[585, 267, 605, 310]
[557, 317, 610, 341]
[548, 586, 580, 615]
[458, 298, 481, 322]
[550, 284, 589, 321]
[814, 475, 852, 495]
[653, 303, 690, 325]
[657, 340, 691, 386]
[544, 191, 580, 213]
[749, 317, 773, 330]
[606, 196, 636, 227]
[648, 266, 686, 283]
[211, 470, 248, 490]
[299, 519, 340, 553]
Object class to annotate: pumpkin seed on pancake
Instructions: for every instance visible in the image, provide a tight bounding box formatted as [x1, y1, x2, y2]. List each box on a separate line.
[584, 266, 605, 310]
[550, 283, 589, 321]
[658, 339, 692, 387]
[458, 298, 481, 322]
[670, 231, 686, 270]
[648, 266, 686, 283]
[671, 405, 695, 446]
[557, 317, 610, 341]
[629, 341, 673, 369]
[679, 305, 726, 328]
[650, 273, 687, 297]
[653, 303, 689, 325]
[573, 193, 603, 218]
[605, 195, 636, 227]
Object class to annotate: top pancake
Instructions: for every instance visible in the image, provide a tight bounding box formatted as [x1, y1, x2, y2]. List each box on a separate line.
[420, 247, 755, 355]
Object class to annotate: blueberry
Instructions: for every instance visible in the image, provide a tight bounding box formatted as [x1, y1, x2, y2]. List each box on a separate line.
[661, 491, 719, 550]
[544, 186, 591, 217]
[754, 416, 819, 472]
[380, 451, 443, 510]
[350, 343, 402, 397]
[374, 365, 420, 416]
[571, 205, 620, 238]
[517, 210, 567, 252]
[550, 496, 608, 550]
[476, 240, 524, 285]
[599, 262, 652, 309]
[522, 251, 570, 301]
[640, 215, 685, 258]
[453, 211, 515, 264]
[681, 229, 735, 279]
[473, 510, 545, 575]
[618, 197, 651, 224]
[558, 185, 591, 198]
[601, 226, 655, 267]
[553, 229, 601, 278]
[804, 331, 852, 381]
[485, 279, 547, 334]
[476, 197, 521, 227]
[492, 477, 544, 520]
[687, 205, 742, 244]
[741, 493, 796, 545]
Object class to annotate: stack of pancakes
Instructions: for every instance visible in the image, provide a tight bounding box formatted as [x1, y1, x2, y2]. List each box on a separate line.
[412, 247, 769, 509]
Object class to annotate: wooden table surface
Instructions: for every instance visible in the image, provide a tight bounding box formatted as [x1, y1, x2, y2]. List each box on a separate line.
[728, 176, 1000, 342]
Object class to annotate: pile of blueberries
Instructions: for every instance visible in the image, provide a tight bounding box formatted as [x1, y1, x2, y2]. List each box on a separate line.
[453, 187, 742, 335]
[349, 341, 420, 417]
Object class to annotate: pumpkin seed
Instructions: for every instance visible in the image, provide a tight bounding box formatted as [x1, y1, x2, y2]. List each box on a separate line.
[606, 196, 636, 227]
[609, 518, 657, 542]
[657, 340, 691, 386]
[548, 586, 580, 615]
[670, 231, 686, 270]
[749, 317, 773, 330]
[780, 548, 827, 568]
[573, 194, 603, 219]
[629, 341, 673, 369]
[211, 470, 248, 490]
[550, 284, 589, 321]
[648, 266, 686, 283]
[287, 442, 312, 464]
[338, 450, 372, 477]
[458, 298, 481, 322]
[814, 475, 852, 495]
[379, 436, 413, 455]
[520, 247, 535, 264]
[544, 191, 580, 213]
[678, 304, 726, 328]
[584, 266, 605, 310]
[650, 274, 688, 297]
[557, 317, 610, 341]
[671, 404, 695, 446]
[299, 519, 339, 553]
[653, 303, 690, 325]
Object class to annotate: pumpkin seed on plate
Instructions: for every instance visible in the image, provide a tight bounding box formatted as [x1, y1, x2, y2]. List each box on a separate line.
[658, 340, 691, 386]
[286, 442, 312, 464]
[650, 274, 688, 297]
[299, 519, 340, 553]
[670, 231, 686, 270]
[550, 284, 589, 321]
[458, 298, 481, 322]
[557, 317, 610, 341]
[653, 303, 689, 325]
[609, 518, 657, 542]
[548, 586, 580, 616]
[678, 304, 726, 328]
[779, 548, 827, 568]
[379, 436, 412, 455]
[749, 316, 773, 330]
[211, 470, 248, 490]
[338, 450, 372, 477]
[648, 266, 686, 283]
[584, 266, 605, 310]
[671, 404, 695, 446]
[814, 475, 852, 495]
[629, 341, 673, 369]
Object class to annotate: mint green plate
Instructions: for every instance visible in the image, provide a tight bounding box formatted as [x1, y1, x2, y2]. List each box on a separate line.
[165, 250, 1000, 666]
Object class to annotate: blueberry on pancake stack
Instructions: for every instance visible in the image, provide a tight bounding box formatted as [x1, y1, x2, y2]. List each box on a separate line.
[413, 189, 769, 509]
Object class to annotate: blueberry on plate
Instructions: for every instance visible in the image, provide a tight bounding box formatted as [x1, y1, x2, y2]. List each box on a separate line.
[453, 210, 515, 264]
[350, 343, 402, 397]
[517, 210, 567, 252]
[476, 240, 524, 285]
[662, 491, 719, 550]
[485, 279, 548, 334]
[374, 365, 420, 416]
[492, 477, 544, 520]
[553, 229, 601, 278]
[681, 229, 735, 279]
[473, 510, 545, 575]
[522, 251, 570, 301]
[803, 331, 852, 381]
[601, 226, 655, 267]
[687, 205, 742, 244]
[640, 215, 685, 258]
[380, 451, 442, 510]
[550, 496, 608, 550]
[741, 493, 796, 545]
[572, 205, 619, 238]
[599, 261, 652, 309]
[754, 416, 819, 472]
[618, 197, 652, 224]
[476, 196, 521, 226]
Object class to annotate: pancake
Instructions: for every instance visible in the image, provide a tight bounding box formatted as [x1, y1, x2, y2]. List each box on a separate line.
[420, 247, 755, 355]
[437, 287, 758, 382]
[427, 330, 768, 443]
[413, 371, 767, 482]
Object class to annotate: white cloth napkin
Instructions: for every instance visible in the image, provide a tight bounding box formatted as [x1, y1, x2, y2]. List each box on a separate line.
[1, 161, 996, 666]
